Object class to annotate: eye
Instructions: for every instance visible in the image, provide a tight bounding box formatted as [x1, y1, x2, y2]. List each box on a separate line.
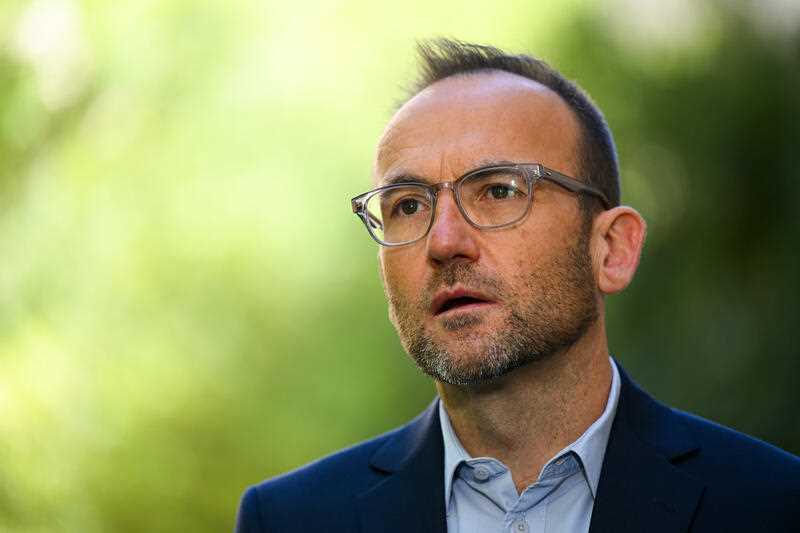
[480, 181, 524, 201]
[389, 195, 430, 218]
[398, 198, 420, 215]
[489, 184, 513, 200]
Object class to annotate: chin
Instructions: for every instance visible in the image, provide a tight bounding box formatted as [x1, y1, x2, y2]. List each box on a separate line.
[434, 354, 528, 388]
[436, 305, 504, 333]
[439, 313, 483, 332]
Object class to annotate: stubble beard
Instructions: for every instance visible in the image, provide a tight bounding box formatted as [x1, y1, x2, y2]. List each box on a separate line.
[385, 228, 599, 387]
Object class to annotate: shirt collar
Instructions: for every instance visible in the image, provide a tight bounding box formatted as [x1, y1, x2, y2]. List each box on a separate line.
[439, 357, 621, 506]
[439, 394, 472, 507]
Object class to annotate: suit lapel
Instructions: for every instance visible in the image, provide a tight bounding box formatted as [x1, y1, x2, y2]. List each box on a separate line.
[356, 401, 447, 533]
[589, 366, 706, 533]
[355, 366, 706, 533]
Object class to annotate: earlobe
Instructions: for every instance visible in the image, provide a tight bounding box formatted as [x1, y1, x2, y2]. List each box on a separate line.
[593, 207, 647, 295]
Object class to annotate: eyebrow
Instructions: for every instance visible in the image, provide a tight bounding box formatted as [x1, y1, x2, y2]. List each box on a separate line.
[379, 159, 521, 186]
[381, 173, 435, 186]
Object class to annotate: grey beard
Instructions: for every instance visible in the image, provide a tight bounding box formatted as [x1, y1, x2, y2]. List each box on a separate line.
[387, 229, 598, 387]
[407, 305, 596, 386]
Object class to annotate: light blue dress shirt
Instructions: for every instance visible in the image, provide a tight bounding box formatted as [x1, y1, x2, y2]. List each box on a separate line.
[439, 357, 621, 533]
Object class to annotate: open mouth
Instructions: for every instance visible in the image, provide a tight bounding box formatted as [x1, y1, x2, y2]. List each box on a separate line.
[438, 296, 488, 314]
[431, 289, 495, 316]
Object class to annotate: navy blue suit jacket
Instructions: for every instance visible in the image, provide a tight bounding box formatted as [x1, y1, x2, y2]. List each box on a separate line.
[235, 366, 800, 532]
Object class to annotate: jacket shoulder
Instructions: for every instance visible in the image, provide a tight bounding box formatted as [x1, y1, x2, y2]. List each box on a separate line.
[603, 365, 800, 532]
[671, 408, 800, 502]
[256, 425, 400, 493]
[675, 407, 799, 472]
[234, 424, 404, 532]
[617, 363, 800, 489]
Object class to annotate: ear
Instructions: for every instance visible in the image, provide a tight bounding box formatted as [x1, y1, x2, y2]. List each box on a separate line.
[590, 206, 647, 295]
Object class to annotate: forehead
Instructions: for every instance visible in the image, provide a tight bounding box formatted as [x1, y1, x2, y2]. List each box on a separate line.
[374, 70, 581, 184]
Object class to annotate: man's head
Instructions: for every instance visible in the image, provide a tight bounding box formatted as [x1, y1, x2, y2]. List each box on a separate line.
[367, 39, 645, 387]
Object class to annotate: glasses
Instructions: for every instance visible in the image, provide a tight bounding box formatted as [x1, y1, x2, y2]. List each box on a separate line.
[351, 163, 610, 247]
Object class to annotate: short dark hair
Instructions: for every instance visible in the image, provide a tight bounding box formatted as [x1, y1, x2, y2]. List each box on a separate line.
[407, 38, 621, 214]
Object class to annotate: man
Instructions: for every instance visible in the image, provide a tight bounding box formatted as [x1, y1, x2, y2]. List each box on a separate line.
[235, 39, 800, 532]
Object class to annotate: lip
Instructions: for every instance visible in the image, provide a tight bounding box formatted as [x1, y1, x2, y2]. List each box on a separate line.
[430, 286, 496, 316]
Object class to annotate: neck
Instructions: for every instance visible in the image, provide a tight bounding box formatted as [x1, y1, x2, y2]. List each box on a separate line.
[436, 318, 612, 493]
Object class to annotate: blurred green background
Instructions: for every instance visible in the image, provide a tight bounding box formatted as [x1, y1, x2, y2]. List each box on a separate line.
[0, 0, 798, 531]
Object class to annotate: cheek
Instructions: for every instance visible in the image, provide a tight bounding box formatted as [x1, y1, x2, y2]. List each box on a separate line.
[512, 228, 533, 270]
[380, 249, 426, 296]
[493, 226, 551, 272]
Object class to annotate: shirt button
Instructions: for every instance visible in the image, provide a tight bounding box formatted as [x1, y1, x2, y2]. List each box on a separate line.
[473, 466, 491, 482]
[511, 518, 529, 532]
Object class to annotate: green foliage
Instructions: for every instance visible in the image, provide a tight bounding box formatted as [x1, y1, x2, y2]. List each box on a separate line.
[0, 1, 797, 531]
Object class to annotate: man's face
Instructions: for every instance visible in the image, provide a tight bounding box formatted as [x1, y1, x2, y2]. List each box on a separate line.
[375, 71, 599, 386]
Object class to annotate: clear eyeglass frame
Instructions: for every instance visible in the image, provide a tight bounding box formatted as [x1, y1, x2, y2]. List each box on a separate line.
[350, 163, 611, 247]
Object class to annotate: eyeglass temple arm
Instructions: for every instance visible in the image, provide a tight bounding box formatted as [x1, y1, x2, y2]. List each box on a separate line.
[540, 168, 611, 209]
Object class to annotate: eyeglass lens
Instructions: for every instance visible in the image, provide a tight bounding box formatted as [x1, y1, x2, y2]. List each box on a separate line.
[364, 168, 531, 245]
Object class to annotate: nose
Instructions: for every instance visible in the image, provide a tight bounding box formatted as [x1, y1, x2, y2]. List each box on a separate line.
[426, 189, 480, 265]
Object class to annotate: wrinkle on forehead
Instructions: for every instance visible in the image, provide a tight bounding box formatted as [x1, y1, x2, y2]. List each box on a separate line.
[375, 128, 490, 182]
[373, 70, 581, 185]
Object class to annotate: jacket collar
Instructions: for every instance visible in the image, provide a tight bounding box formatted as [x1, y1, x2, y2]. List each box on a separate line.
[357, 402, 447, 533]
[356, 362, 706, 533]
[588, 364, 705, 533]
